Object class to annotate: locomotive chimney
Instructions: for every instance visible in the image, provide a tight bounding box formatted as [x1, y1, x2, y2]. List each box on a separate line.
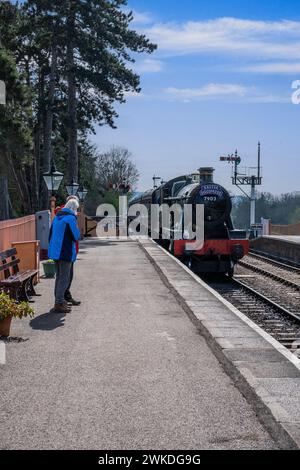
[199, 167, 215, 183]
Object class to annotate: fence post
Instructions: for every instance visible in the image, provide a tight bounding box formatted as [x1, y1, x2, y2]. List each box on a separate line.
[0, 175, 9, 221]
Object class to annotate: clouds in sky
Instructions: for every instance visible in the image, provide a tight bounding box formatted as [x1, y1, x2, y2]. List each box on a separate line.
[164, 83, 248, 99]
[163, 84, 287, 103]
[240, 62, 300, 73]
[130, 10, 154, 25]
[95, 7, 300, 194]
[142, 17, 300, 60]
[128, 12, 300, 104]
[133, 12, 300, 71]
[134, 59, 164, 73]
[123, 83, 287, 104]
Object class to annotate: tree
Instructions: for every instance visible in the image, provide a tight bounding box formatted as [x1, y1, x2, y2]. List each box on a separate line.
[66, 0, 78, 184]
[232, 192, 300, 229]
[64, 0, 156, 184]
[0, 1, 155, 215]
[0, 0, 54, 213]
[290, 207, 300, 224]
[24, 0, 156, 182]
[96, 146, 139, 190]
[0, 2, 33, 215]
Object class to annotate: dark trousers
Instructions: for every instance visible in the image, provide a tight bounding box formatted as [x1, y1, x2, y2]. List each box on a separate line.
[54, 261, 72, 305]
[64, 262, 74, 300]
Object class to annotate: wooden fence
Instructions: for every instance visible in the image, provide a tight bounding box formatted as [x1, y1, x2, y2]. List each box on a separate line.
[0, 215, 36, 252]
[270, 221, 300, 236]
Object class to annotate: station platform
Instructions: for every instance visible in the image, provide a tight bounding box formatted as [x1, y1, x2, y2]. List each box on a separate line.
[265, 235, 300, 244]
[251, 236, 300, 265]
[1, 238, 300, 450]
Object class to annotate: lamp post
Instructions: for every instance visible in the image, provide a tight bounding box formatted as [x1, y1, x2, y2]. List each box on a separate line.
[43, 162, 64, 220]
[118, 178, 131, 195]
[77, 186, 88, 239]
[77, 186, 88, 202]
[66, 178, 79, 197]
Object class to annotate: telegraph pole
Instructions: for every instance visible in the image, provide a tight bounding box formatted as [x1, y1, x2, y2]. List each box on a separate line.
[250, 176, 256, 226]
[257, 141, 261, 180]
[220, 142, 263, 230]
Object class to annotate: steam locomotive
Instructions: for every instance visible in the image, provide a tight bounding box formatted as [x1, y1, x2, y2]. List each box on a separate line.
[129, 167, 249, 276]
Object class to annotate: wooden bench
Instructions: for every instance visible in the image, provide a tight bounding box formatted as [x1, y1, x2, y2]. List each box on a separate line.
[0, 248, 38, 301]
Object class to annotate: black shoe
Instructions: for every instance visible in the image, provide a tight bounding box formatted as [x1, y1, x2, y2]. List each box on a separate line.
[65, 297, 81, 306]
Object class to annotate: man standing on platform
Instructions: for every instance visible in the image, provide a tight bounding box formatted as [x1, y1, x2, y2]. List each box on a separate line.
[54, 195, 81, 306]
[48, 198, 80, 313]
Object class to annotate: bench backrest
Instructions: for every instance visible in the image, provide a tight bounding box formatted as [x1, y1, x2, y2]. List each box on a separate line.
[0, 248, 20, 279]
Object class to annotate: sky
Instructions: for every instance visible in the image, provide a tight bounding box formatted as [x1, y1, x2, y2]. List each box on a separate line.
[92, 0, 300, 195]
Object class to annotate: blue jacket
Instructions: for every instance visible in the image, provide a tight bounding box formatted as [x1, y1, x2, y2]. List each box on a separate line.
[48, 209, 80, 262]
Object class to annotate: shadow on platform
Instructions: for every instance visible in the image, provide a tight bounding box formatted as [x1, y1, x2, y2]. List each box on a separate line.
[30, 311, 66, 331]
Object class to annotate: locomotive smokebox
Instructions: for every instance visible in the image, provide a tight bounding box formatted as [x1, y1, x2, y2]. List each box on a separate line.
[199, 167, 215, 184]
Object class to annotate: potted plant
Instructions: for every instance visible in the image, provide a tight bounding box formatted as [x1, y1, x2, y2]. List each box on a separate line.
[42, 259, 56, 278]
[0, 291, 35, 337]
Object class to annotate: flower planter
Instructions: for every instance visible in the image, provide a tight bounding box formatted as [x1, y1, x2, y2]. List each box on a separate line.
[0, 292, 34, 337]
[42, 261, 56, 278]
[0, 315, 12, 337]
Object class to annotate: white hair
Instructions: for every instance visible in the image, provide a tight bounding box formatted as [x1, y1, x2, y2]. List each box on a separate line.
[65, 199, 80, 213]
[66, 195, 79, 203]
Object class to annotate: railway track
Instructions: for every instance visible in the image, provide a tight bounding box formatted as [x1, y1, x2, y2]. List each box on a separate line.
[234, 254, 300, 317]
[157, 241, 300, 356]
[207, 276, 300, 357]
[238, 254, 300, 291]
[248, 250, 300, 274]
[204, 252, 300, 355]
[203, 253, 300, 356]
[250, 249, 300, 270]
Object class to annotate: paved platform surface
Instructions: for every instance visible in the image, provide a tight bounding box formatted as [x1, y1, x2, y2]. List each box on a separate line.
[0, 239, 278, 450]
[140, 239, 300, 449]
[265, 236, 300, 244]
[251, 236, 300, 265]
